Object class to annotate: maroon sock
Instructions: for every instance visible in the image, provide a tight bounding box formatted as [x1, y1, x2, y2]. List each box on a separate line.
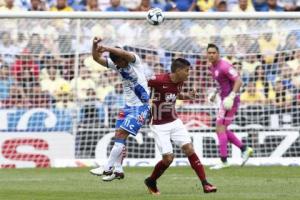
[150, 160, 169, 181]
[188, 153, 207, 182]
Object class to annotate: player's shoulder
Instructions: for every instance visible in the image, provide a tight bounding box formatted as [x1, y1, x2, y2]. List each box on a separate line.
[219, 59, 233, 71]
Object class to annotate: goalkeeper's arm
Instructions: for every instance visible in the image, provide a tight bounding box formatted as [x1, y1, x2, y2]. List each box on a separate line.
[223, 77, 243, 110]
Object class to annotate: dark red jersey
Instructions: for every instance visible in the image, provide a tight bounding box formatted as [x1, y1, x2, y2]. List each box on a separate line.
[148, 73, 183, 125]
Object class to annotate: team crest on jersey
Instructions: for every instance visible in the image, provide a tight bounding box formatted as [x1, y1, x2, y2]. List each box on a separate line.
[229, 68, 238, 77]
[214, 70, 219, 77]
[165, 93, 176, 102]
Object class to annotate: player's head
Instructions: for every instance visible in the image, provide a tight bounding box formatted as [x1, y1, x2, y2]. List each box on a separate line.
[109, 46, 128, 68]
[171, 58, 190, 82]
[207, 43, 220, 64]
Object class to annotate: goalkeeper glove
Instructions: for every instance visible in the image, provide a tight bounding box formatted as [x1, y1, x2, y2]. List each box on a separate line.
[223, 92, 236, 110]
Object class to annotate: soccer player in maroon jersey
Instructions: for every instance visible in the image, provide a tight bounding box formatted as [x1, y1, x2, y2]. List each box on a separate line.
[206, 44, 253, 170]
[144, 58, 217, 195]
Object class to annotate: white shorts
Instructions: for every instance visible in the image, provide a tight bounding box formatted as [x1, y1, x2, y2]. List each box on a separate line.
[150, 119, 191, 155]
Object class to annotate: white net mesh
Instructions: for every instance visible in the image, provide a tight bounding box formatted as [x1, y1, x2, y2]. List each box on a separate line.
[0, 15, 300, 167]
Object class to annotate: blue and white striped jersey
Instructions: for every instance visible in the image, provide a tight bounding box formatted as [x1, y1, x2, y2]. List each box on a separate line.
[106, 54, 150, 106]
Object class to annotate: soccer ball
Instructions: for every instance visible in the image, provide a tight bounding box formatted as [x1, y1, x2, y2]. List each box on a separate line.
[146, 8, 164, 26]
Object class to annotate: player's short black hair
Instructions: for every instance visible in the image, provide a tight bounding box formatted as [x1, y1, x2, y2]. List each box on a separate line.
[171, 58, 190, 73]
[109, 46, 122, 63]
[207, 43, 219, 52]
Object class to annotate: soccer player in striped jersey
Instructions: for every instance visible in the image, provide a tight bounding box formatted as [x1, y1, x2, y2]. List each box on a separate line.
[144, 58, 217, 195]
[89, 37, 150, 181]
[206, 44, 253, 170]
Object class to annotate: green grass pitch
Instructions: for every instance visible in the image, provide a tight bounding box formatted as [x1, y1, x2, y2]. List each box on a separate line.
[0, 166, 299, 200]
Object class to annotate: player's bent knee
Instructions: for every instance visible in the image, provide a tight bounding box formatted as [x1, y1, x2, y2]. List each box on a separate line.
[115, 129, 129, 139]
[181, 143, 194, 156]
[162, 154, 174, 166]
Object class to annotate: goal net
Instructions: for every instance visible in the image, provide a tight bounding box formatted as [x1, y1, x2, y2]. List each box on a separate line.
[0, 13, 299, 168]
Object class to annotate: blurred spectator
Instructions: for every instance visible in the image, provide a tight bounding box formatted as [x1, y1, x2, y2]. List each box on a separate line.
[28, 84, 53, 108]
[278, 32, 300, 62]
[260, 0, 284, 11]
[122, 0, 141, 10]
[287, 50, 300, 72]
[164, 1, 179, 11]
[209, 0, 228, 11]
[0, 65, 14, 101]
[292, 65, 300, 91]
[196, 0, 214, 11]
[0, 32, 19, 65]
[240, 81, 266, 105]
[40, 65, 69, 98]
[50, 0, 74, 11]
[258, 33, 279, 64]
[253, 0, 268, 11]
[105, 0, 128, 11]
[103, 82, 125, 108]
[233, 61, 249, 86]
[28, 0, 46, 10]
[169, 0, 197, 11]
[242, 54, 261, 78]
[84, 0, 100, 11]
[1, 84, 30, 108]
[277, 0, 300, 11]
[254, 65, 275, 101]
[26, 33, 46, 60]
[55, 83, 76, 109]
[0, 0, 22, 11]
[132, 0, 152, 11]
[231, 0, 255, 12]
[11, 48, 39, 85]
[96, 71, 114, 102]
[71, 67, 96, 100]
[80, 88, 104, 124]
[280, 64, 296, 92]
[272, 78, 292, 109]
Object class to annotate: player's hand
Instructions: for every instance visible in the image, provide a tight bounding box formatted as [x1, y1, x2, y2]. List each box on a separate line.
[223, 92, 236, 110]
[92, 37, 107, 54]
[208, 92, 216, 103]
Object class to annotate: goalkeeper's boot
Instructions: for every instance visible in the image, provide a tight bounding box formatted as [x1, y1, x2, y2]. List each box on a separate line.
[241, 147, 253, 167]
[89, 166, 113, 176]
[209, 162, 230, 170]
[102, 172, 125, 182]
[203, 183, 217, 193]
[144, 177, 160, 195]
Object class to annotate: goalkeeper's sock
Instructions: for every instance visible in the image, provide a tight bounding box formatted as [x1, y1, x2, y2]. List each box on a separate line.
[188, 153, 206, 182]
[114, 144, 126, 173]
[150, 160, 169, 181]
[227, 130, 243, 149]
[217, 132, 228, 158]
[105, 139, 126, 171]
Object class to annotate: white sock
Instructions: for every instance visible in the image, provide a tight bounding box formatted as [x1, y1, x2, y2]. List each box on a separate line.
[114, 145, 126, 173]
[104, 142, 125, 171]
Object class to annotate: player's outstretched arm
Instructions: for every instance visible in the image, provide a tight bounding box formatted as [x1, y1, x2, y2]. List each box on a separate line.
[92, 37, 107, 66]
[105, 46, 136, 64]
[178, 89, 199, 100]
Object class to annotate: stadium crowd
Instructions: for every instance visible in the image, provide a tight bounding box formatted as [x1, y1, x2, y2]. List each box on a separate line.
[0, 1, 300, 128]
[0, 0, 300, 12]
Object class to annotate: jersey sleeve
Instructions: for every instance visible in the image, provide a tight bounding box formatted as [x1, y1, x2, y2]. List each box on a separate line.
[106, 58, 118, 71]
[148, 75, 160, 88]
[223, 64, 239, 81]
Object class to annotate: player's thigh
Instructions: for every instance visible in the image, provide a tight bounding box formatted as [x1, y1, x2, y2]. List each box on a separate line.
[171, 119, 191, 147]
[150, 124, 173, 155]
[119, 105, 150, 136]
[216, 102, 239, 126]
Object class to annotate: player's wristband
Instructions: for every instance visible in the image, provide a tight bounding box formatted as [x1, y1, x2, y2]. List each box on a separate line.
[229, 92, 236, 99]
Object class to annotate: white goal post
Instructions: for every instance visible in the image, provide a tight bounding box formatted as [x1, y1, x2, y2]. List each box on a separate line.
[0, 12, 299, 168]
